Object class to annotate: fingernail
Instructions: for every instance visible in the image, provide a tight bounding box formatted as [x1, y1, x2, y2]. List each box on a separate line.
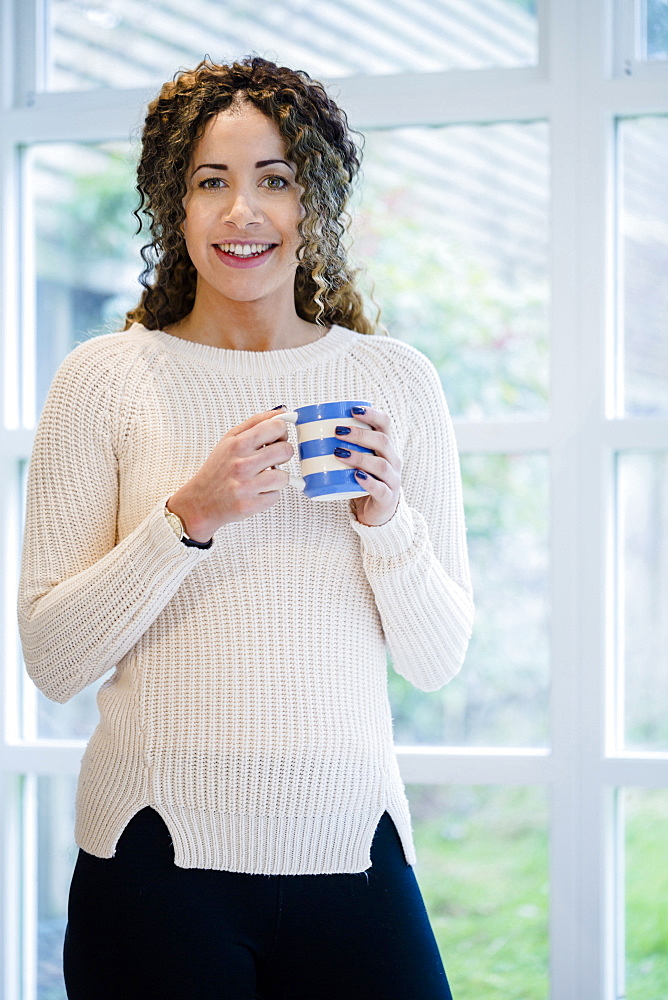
[334, 447, 351, 458]
[355, 470, 368, 479]
[271, 404, 286, 410]
[335, 425, 351, 435]
[351, 406, 366, 415]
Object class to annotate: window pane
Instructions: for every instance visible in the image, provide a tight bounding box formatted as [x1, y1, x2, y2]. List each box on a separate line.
[618, 117, 668, 417]
[36, 685, 101, 741]
[26, 142, 140, 421]
[48, 0, 539, 91]
[408, 784, 549, 999]
[647, 0, 668, 60]
[390, 453, 549, 747]
[624, 788, 668, 1000]
[37, 775, 77, 1000]
[356, 122, 549, 420]
[618, 452, 668, 752]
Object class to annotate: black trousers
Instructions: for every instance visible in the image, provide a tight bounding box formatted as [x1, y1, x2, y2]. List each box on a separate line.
[64, 807, 454, 1000]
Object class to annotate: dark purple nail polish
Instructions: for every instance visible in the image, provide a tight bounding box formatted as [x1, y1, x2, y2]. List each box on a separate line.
[351, 406, 366, 415]
[355, 470, 368, 479]
[271, 404, 286, 410]
[334, 447, 351, 458]
[335, 425, 351, 435]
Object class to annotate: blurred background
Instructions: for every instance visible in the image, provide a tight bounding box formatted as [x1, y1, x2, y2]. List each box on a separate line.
[1, 2, 667, 998]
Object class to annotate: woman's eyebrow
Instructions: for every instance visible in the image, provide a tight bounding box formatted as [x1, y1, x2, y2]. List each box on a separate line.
[192, 163, 227, 174]
[255, 159, 295, 171]
[191, 159, 295, 176]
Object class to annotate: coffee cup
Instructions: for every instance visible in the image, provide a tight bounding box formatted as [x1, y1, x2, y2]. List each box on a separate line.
[278, 400, 374, 500]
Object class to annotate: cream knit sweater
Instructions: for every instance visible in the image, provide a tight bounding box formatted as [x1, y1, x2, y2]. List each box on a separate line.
[18, 323, 473, 875]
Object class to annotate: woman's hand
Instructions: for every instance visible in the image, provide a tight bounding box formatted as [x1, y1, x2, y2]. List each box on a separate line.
[333, 406, 402, 527]
[166, 407, 294, 541]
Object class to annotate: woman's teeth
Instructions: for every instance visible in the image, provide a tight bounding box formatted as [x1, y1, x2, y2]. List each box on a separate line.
[216, 243, 273, 257]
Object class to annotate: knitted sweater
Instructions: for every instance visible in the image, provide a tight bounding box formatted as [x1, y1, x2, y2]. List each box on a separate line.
[18, 323, 473, 875]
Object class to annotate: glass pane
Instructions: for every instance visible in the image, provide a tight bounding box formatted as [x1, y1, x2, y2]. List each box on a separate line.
[618, 452, 668, 751]
[390, 453, 549, 747]
[355, 122, 549, 420]
[37, 775, 77, 1000]
[26, 142, 141, 421]
[36, 684, 102, 740]
[647, 0, 668, 59]
[618, 117, 668, 417]
[624, 788, 668, 1000]
[408, 784, 548, 1000]
[48, 0, 539, 91]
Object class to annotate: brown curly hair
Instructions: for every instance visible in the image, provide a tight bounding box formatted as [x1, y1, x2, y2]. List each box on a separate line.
[124, 56, 378, 336]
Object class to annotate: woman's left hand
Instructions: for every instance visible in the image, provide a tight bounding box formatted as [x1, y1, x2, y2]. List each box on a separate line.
[334, 406, 402, 527]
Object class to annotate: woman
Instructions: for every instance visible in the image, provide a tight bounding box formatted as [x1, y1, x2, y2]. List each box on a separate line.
[18, 57, 474, 1000]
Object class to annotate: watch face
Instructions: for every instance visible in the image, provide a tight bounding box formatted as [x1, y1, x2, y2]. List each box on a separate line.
[165, 509, 183, 540]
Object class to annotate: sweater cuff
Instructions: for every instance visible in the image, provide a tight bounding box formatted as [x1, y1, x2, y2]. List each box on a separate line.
[348, 491, 416, 558]
[129, 499, 213, 579]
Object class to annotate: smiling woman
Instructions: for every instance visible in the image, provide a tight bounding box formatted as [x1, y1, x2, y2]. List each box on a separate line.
[125, 58, 372, 339]
[168, 103, 307, 345]
[17, 56, 473, 1000]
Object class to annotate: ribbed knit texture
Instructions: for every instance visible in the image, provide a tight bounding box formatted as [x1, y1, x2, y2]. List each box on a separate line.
[18, 323, 474, 875]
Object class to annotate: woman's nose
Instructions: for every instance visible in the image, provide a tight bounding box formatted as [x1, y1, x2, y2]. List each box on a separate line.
[223, 190, 263, 227]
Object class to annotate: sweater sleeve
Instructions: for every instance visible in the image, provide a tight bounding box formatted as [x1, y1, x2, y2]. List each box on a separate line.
[349, 343, 474, 691]
[17, 342, 212, 704]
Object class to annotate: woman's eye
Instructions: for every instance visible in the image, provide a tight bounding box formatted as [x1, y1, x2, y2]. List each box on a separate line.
[262, 175, 288, 190]
[199, 177, 225, 189]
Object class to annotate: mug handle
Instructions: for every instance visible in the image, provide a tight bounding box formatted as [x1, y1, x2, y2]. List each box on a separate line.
[275, 411, 305, 491]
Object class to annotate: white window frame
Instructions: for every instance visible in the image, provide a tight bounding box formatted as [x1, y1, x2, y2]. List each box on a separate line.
[614, 0, 668, 77]
[2, 1, 668, 998]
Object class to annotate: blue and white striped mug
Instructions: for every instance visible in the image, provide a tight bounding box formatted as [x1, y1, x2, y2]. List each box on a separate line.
[278, 400, 374, 500]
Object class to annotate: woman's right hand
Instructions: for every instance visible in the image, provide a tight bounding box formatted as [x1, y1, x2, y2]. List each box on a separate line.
[165, 407, 294, 542]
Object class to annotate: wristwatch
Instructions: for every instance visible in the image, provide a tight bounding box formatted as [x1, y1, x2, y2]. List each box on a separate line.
[164, 507, 213, 549]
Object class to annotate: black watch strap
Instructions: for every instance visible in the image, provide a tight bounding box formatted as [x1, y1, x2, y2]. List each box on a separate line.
[181, 533, 213, 550]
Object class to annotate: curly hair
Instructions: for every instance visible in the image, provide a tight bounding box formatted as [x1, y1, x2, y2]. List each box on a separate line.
[124, 56, 378, 336]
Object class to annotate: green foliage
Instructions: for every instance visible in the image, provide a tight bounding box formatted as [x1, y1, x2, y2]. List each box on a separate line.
[409, 786, 549, 1000]
[409, 786, 668, 1000]
[62, 154, 137, 259]
[356, 202, 549, 420]
[38, 148, 138, 266]
[625, 791, 668, 999]
[388, 453, 549, 748]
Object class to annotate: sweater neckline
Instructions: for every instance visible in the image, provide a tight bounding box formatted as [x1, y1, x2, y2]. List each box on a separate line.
[130, 322, 357, 375]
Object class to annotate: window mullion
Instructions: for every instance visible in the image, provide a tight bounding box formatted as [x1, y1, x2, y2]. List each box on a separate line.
[12, 0, 47, 108]
[396, 748, 552, 786]
[1, 775, 26, 1000]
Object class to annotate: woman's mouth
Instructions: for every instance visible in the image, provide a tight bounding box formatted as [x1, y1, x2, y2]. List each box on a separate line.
[213, 242, 277, 268]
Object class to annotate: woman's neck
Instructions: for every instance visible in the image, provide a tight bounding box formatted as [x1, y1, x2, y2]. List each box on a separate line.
[165, 287, 323, 352]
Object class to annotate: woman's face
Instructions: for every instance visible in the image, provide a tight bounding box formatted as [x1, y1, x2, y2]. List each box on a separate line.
[181, 101, 304, 310]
